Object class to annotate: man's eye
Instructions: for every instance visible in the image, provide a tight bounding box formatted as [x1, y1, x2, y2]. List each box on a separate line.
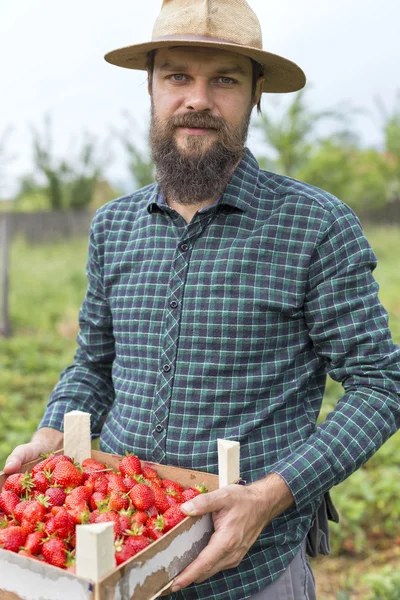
[170, 74, 187, 82]
[218, 77, 236, 84]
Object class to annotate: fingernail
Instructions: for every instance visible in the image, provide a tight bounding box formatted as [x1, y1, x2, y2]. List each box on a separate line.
[181, 501, 195, 514]
[171, 583, 181, 592]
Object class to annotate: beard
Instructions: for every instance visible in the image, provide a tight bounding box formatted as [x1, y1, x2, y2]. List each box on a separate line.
[149, 101, 252, 205]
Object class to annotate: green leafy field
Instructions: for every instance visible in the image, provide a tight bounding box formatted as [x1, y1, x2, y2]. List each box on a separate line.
[1, 226, 400, 577]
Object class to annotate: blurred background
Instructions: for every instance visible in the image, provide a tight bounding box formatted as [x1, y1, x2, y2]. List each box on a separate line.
[0, 2, 399, 598]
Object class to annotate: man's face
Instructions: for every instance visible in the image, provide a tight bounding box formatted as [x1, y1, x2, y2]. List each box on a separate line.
[150, 46, 256, 155]
[147, 47, 263, 204]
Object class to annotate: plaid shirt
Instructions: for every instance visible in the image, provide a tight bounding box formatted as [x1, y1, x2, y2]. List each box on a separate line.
[40, 148, 400, 599]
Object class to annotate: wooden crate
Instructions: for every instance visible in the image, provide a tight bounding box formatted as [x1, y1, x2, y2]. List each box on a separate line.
[0, 412, 240, 600]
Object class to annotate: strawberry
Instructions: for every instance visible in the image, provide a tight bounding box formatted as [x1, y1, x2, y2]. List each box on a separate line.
[89, 491, 108, 511]
[4, 472, 34, 496]
[141, 464, 158, 480]
[32, 455, 72, 477]
[145, 515, 165, 540]
[92, 475, 109, 494]
[20, 517, 38, 535]
[0, 490, 20, 516]
[180, 484, 208, 503]
[129, 484, 154, 511]
[51, 507, 76, 539]
[22, 496, 49, 524]
[125, 534, 150, 554]
[0, 526, 27, 552]
[52, 461, 83, 490]
[33, 471, 50, 494]
[119, 454, 142, 478]
[162, 479, 183, 500]
[45, 487, 66, 508]
[14, 500, 36, 523]
[42, 538, 68, 568]
[122, 477, 137, 491]
[64, 486, 91, 509]
[25, 530, 46, 555]
[152, 486, 170, 514]
[114, 538, 137, 565]
[163, 505, 185, 532]
[93, 511, 121, 538]
[106, 473, 126, 494]
[108, 491, 129, 512]
[81, 458, 106, 472]
[118, 513, 132, 536]
[131, 510, 149, 526]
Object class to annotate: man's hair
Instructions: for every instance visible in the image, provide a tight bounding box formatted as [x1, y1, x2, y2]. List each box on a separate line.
[146, 49, 263, 114]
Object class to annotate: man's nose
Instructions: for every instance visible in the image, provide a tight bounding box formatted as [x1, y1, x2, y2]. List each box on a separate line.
[184, 80, 214, 112]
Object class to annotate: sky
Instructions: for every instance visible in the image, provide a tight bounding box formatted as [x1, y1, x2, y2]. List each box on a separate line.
[1, 0, 399, 197]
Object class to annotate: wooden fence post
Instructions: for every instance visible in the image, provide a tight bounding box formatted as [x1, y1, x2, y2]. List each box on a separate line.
[0, 214, 11, 337]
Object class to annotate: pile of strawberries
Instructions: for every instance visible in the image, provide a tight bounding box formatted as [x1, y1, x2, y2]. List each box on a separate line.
[0, 454, 207, 570]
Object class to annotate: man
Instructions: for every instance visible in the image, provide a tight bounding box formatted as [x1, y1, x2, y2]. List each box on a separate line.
[4, 1, 400, 599]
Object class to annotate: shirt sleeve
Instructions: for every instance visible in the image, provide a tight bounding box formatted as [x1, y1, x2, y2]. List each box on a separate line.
[271, 203, 400, 511]
[38, 217, 115, 435]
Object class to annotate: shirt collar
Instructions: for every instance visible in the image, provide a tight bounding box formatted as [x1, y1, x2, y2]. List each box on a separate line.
[146, 147, 261, 215]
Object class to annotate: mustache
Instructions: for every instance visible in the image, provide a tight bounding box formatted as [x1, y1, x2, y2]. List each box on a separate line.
[171, 113, 224, 130]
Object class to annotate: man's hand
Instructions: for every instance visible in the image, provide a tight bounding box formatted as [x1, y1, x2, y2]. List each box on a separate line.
[171, 473, 294, 592]
[3, 427, 63, 474]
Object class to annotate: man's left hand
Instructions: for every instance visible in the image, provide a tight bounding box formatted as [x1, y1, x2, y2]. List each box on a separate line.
[171, 473, 294, 592]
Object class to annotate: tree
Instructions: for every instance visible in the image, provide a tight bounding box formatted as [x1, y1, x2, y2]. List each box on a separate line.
[22, 115, 110, 211]
[253, 88, 355, 177]
[113, 112, 154, 189]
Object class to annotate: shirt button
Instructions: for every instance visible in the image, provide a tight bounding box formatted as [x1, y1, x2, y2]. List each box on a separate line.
[155, 424, 164, 433]
[179, 242, 189, 252]
[162, 364, 171, 372]
[169, 300, 178, 309]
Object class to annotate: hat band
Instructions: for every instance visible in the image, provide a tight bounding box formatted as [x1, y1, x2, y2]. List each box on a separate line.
[152, 34, 243, 46]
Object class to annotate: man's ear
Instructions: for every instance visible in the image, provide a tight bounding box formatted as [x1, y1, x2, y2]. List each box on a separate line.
[253, 77, 264, 107]
[147, 71, 152, 96]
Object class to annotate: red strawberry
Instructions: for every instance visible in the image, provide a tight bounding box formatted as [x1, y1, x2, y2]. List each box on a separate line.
[106, 473, 126, 494]
[181, 486, 206, 503]
[0, 526, 27, 552]
[141, 464, 158, 480]
[118, 513, 132, 536]
[89, 491, 108, 511]
[163, 505, 185, 532]
[52, 461, 83, 489]
[64, 486, 91, 509]
[94, 511, 121, 538]
[119, 454, 142, 478]
[13, 500, 36, 523]
[114, 538, 137, 565]
[51, 507, 76, 539]
[22, 496, 49, 525]
[42, 538, 68, 568]
[33, 472, 50, 494]
[81, 458, 106, 472]
[92, 475, 109, 494]
[131, 510, 149, 526]
[25, 530, 46, 555]
[122, 477, 137, 491]
[4, 472, 34, 496]
[108, 491, 129, 512]
[20, 517, 38, 535]
[129, 484, 154, 511]
[45, 487, 66, 508]
[145, 515, 165, 540]
[0, 490, 20, 516]
[162, 479, 183, 500]
[153, 486, 170, 514]
[33, 455, 72, 477]
[125, 534, 150, 554]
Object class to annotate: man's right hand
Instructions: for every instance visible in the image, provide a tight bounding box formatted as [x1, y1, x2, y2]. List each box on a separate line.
[3, 427, 64, 474]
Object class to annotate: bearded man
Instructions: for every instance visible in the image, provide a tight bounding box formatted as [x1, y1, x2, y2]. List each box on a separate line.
[4, 1, 400, 599]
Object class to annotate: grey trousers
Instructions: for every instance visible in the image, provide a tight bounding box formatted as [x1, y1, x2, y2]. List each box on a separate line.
[250, 542, 316, 600]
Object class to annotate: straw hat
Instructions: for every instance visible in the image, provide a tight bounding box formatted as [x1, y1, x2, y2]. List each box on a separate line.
[104, 0, 306, 93]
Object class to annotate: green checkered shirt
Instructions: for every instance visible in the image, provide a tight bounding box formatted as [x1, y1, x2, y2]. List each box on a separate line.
[40, 148, 400, 599]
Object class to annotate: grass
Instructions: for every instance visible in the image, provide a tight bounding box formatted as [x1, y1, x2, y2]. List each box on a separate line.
[1, 226, 400, 599]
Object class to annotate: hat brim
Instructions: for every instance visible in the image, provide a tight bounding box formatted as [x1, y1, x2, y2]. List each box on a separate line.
[104, 39, 306, 93]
